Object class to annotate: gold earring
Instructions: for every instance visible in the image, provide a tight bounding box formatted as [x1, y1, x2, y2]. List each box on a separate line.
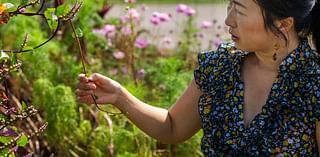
[273, 42, 280, 61]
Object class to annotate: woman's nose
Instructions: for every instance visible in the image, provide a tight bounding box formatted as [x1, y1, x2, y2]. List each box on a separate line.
[224, 4, 236, 28]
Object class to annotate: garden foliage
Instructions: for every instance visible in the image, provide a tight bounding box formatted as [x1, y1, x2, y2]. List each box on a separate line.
[0, 0, 227, 156]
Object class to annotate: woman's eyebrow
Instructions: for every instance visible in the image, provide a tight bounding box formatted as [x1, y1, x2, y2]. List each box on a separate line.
[233, 0, 247, 9]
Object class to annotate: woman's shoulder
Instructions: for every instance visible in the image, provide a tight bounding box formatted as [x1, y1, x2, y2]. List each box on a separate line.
[194, 41, 242, 93]
[197, 41, 243, 66]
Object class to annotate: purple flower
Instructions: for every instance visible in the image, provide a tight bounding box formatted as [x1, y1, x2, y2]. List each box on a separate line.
[135, 38, 149, 49]
[200, 21, 212, 29]
[4, 107, 16, 115]
[176, 4, 188, 13]
[136, 69, 146, 79]
[113, 51, 125, 60]
[0, 128, 18, 136]
[19, 8, 25, 13]
[110, 68, 118, 75]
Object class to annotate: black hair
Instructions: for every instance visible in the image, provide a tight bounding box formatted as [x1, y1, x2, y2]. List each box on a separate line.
[254, 0, 320, 50]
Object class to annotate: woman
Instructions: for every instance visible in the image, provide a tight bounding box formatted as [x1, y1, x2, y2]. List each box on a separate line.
[76, 0, 320, 156]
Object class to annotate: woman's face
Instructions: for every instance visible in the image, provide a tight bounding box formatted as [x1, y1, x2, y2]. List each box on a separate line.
[225, 0, 276, 52]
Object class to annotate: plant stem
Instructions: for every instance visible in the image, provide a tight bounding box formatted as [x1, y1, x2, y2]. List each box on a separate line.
[68, 20, 122, 115]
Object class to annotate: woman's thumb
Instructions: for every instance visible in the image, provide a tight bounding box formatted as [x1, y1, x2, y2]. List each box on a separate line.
[89, 73, 110, 84]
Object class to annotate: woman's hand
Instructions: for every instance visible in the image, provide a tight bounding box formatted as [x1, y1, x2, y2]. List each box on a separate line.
[76, 73, 122, 105]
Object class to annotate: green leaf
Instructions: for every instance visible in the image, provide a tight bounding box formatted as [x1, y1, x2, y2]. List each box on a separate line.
[44, 8, 59, 31]
[11, 53, 17, 65]
[72, 27, 83, 38]
[56, 4, 70, 17]
[20, 0, 28, 6]
[0, 136, 13, 144]
[0, 50, 10, 62]
[8, 152, 15, 157]
[21, 101, 27, 111]
[0, 148, 10, 156]
[16, 134, 28, 147]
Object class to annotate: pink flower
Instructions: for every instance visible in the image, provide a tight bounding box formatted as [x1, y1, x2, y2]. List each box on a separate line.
[134, 38, 149, 49]
[128, 9, 140, 21]
[140, 4, 149, 11]
[121, 9, 140, 23]
[161, 37, 173, 45]
[159, 37, 174, 50]
[124, 0, 136, 3]
[176, 4, 196, 17]
[121, 26, 132, 35]
[103, 24, 116, 32]
[158, 13, 171, 22]
[121, 66, 128, 75]
[152, 11, 160, 18]
[113, 51, 125, 60]
[93, 24, 116, 38]
[184, 7, 196, 16]
[150, 12, 171, 26]
[150, 16, 160, 26]
[200, 21, 212, 29]
[176, 4, 188, 13]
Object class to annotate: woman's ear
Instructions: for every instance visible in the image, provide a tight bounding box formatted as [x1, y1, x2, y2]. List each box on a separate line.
[276, 17, 295, 32]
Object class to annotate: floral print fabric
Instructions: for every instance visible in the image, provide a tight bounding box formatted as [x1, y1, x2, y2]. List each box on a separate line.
[194, 39, 320, 156]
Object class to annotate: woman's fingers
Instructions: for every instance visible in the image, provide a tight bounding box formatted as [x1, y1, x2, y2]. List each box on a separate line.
[77, 82, 96, 90]
[77, 95, 94, 104]
[78, 74, 89, 83]
[75, 89, 94, 96]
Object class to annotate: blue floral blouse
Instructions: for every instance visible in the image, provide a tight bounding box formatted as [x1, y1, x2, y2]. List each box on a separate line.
[194, 39, 320, 156]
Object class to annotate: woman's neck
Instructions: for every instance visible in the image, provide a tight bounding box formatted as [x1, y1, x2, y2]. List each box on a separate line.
[253, 36, 300, 72]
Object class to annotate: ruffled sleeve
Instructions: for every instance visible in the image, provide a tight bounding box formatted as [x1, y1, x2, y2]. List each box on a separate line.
[308, 67, 320, 122]
[194, 42, 238, 94]
[313, 75, 320, 121]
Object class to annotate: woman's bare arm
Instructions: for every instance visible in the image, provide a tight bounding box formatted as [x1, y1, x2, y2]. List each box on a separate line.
[76, 73, 202, 144]
[116, 79, 202, 144]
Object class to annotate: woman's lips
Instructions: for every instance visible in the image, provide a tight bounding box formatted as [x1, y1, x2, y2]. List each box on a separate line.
[229, 30, 239, 41]
[231, 34, 239, 41]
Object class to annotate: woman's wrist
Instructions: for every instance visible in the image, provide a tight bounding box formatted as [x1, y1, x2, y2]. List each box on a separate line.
[114, 85, 130, 111]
